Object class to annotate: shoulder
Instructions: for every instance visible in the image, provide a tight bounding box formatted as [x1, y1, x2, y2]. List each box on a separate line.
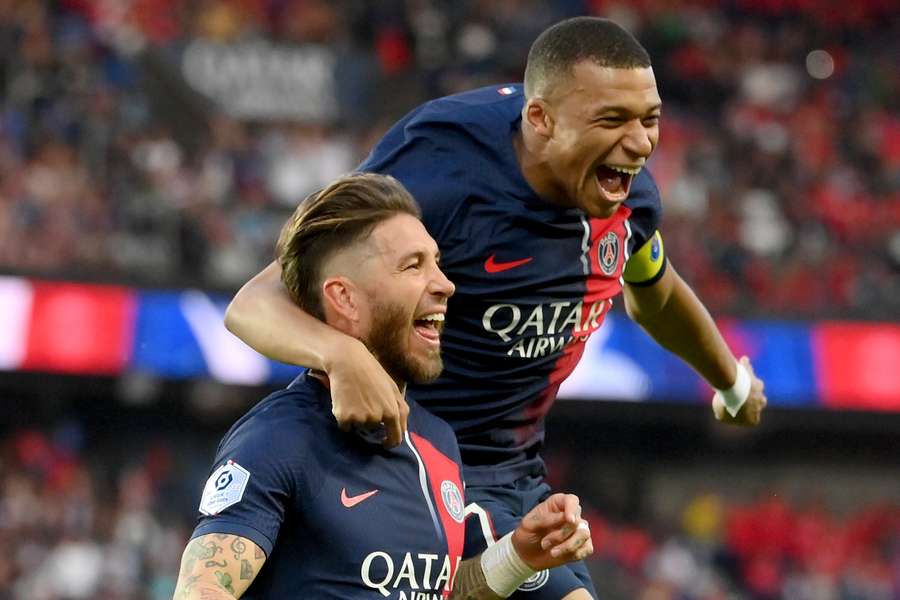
[407, 399, 461, 464]
[625, 168, 661, 214]
[360, 84, 523, 180]
[412, 84, 524, 138]
[396, 84, 524, 142]
[218, 382, 329, 461]
[624, 168, 662, 248]
[360, 85, 524, 244]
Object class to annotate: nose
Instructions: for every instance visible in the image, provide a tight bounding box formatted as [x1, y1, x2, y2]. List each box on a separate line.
[622, 119, 654, 159]
[430, 265, 456, 299]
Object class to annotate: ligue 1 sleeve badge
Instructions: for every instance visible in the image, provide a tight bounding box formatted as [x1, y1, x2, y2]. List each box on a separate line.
[440, 480, 465, 523]
[199, 459, 251, 516]
[598, 231, 620, 276]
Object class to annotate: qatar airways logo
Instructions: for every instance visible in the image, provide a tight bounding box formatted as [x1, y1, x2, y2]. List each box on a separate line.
[361, 551, 460, 598]
[482, 299, 611, 358]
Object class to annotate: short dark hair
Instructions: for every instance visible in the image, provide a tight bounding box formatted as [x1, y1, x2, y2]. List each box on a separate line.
[524, 17, 651, 98]
[276, 173, 421, 320]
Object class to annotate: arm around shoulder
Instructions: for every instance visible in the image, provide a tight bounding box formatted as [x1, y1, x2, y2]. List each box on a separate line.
[225, 261, 409, 445]
[224, 261, 349, 370]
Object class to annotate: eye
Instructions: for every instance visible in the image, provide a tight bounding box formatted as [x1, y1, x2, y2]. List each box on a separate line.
[643, 115, 661, 126]
[403, 260, 421, 271]
[595, 117, 624, 127]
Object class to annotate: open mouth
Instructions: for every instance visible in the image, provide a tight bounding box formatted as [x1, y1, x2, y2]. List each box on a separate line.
[595, 164, 640, 202]
[413, 313, 444, 346]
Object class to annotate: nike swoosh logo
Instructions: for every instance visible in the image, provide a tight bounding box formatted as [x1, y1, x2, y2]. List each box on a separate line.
[341, 487, 379, 508]
[484, 254, 533, 273]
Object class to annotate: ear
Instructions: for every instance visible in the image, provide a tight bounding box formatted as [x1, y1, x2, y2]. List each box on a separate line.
[321, 276, 360, 323]
[524, 98, 553, 138]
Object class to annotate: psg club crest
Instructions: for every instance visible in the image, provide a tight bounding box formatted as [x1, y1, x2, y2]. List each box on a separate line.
[598, 231, 620, 276]
[440, 480, 465, 523]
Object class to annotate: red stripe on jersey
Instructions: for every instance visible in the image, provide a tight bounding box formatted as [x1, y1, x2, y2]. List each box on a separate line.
[409, 432, 466, 597]
[586, 205, 632, 301]
[524, 206, 632, 423]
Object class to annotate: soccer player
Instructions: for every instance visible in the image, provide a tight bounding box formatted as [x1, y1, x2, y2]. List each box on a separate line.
[173, 173, 593, 600]
[224, 17, 768, 600]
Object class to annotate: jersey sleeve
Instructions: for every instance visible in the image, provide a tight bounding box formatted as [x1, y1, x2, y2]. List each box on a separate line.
[190, 412, 306, 556]
[623, 168, 667, 286]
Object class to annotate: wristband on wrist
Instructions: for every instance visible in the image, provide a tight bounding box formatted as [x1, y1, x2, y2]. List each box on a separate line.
[480, 532, 536, 597]
[714, 359, 751, 417]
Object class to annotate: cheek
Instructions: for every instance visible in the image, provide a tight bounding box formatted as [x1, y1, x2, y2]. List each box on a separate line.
[557, 129, 610, 171]
[387, 284, 420, 323]
[551, 123, 581, 157]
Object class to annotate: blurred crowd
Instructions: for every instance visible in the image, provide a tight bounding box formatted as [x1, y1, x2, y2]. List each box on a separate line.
[0, 0, 897, 319]
[586, 494, 900, 600]
[2, 424, 899, 600]
[0, 427, 190, 599]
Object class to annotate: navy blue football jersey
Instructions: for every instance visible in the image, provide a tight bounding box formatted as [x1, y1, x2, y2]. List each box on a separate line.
[359, 84, 666, 486]
[191, 374, 466, 599]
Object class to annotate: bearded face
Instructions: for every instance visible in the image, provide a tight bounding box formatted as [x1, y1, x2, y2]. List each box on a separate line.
[366, 301, 444, 385]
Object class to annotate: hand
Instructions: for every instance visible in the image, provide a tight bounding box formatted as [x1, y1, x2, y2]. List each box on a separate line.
[713, 355, 767, 426]
[511, 493, 593, 571]
[326, 337, 409, 447]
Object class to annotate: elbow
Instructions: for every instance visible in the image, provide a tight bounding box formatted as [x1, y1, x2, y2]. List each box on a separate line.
[624, 297, 642, 323]
[224, 283, 256, 336]
[625, 302, 656, 328]
[223, 298, 241, 335]
[224, 263, 278, 335]
[624, 287, 670, 328]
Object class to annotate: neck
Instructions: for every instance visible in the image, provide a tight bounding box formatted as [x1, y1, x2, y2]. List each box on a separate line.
[385, 369, 407, 396]
[513, 124, 568, 205]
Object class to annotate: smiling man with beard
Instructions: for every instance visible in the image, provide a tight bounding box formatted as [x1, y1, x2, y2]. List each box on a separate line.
[173, 173, 594, 600]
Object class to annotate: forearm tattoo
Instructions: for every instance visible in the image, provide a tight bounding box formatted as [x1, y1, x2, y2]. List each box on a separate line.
[448, 556, 504, 600]
[174, 534, 264, 599]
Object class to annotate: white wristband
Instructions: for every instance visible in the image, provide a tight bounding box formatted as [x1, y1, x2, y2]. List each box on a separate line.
[480, 532, 536, 597]
[714, 360, 751, 417]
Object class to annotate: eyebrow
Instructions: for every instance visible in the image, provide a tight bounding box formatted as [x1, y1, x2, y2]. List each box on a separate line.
[398, 249, 441, 264]
[593, 104, 662, 116]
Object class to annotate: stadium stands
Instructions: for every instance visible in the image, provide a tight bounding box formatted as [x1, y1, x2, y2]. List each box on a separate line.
[0, 0, 896, 316]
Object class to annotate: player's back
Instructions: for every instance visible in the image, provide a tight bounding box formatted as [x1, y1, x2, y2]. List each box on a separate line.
[359, 85, 665, 486]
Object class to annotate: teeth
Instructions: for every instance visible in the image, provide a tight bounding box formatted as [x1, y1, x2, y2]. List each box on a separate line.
[421, 313, 445, 322]
[606, 164, 642, 176]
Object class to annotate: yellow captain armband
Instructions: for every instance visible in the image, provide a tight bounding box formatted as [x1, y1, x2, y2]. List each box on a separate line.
[623, 231, 667, 286]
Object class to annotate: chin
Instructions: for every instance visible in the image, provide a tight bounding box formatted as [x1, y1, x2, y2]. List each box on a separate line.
[408, 355, 443, 385]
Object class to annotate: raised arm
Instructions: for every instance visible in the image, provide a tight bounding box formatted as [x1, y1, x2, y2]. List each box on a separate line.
[173, 534, 267, 600]
[623, 262, 767, 425]
[224, 262, 408, 446]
